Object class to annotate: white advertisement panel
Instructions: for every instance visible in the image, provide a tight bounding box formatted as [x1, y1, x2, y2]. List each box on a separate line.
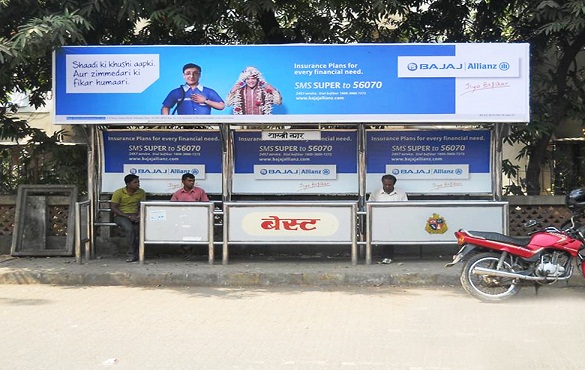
[368, 201, 508, 244]
[226, 203, 355, 242]
[143, 203, 212, 242]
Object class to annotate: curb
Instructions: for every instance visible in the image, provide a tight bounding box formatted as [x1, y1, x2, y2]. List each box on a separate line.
[0, 270, 462, 287]
[2, 257, 584, 288]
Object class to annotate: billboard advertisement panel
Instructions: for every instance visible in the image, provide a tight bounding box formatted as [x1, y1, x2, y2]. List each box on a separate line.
[366, 130, 492, 194]
[232, 130, 357, 194]
[101, 130, 222, 194]
[54, 43, 529, 124]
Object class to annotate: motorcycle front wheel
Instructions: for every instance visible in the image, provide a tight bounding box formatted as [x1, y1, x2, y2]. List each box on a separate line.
[460, 252, 521, 302]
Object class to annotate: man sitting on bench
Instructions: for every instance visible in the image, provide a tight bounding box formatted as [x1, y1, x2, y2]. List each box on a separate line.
[111, 174, 146, 263]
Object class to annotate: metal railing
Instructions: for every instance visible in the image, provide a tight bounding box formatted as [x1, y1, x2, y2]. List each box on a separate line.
[74, 200, 92, 264]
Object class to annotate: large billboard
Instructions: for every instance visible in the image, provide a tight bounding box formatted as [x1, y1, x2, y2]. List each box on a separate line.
[53, 43, 529, 124]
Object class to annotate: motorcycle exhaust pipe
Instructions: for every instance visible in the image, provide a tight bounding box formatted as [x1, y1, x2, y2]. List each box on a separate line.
[472, 267, 570, 282]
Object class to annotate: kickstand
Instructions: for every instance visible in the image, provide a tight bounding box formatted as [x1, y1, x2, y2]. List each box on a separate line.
[533, 283, 540, 296]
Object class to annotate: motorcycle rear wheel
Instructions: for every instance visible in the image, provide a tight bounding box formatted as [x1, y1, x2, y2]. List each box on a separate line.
[460, 252, 521, 302]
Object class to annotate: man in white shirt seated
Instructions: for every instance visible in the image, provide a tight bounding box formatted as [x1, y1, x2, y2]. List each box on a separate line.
[368, 174, 408, 263]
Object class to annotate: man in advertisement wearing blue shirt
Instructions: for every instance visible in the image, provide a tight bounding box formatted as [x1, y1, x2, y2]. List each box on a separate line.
[161, 63, 225, 115]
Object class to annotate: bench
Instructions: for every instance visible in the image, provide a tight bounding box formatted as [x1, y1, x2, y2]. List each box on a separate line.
[95, 199, 120, 229]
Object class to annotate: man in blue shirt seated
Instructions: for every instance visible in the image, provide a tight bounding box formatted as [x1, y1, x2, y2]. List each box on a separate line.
[161, 63, 225, 115]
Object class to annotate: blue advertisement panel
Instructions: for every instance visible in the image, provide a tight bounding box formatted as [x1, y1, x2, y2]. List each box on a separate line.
[233, 130, 357, 194]
[366, 130, 492, 194]
[54, 43, 529, 124]
[102, 130, 222, 194]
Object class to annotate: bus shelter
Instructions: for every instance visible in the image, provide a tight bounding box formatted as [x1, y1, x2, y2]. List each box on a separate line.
[53, 43, 530, 264]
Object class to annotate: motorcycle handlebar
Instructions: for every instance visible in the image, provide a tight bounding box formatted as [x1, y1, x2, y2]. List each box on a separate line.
[526, 226, 562, 236]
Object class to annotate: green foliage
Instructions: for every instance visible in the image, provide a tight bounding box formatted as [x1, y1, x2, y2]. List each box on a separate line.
[502, 158, 525, 195]
[0, 129, 87, 194]
[0, 5, 91, 109]
[517, 1, 585, 194]
[551, 141, 585, 193]
[10, 11, 89, 55]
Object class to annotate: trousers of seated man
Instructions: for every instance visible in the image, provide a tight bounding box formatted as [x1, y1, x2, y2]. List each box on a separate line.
[114, 215, 139, 257]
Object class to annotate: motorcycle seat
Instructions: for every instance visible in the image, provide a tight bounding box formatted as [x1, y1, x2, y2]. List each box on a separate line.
[467, 231, 532, 247]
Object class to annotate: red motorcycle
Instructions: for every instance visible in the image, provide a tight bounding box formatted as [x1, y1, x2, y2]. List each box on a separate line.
[446, 188, 585, 302]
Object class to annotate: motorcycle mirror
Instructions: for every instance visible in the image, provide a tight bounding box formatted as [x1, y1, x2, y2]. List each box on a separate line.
[524, 219, 538, 228]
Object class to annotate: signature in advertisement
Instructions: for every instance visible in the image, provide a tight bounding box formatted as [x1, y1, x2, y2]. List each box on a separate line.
[461, 81, 510, 96]
[167, 182, 182, 191]
[431, 181, 463, 191]
[298, 182, 332, 191]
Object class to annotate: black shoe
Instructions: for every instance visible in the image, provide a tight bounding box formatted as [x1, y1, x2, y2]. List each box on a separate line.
[126, 256, 138, 263]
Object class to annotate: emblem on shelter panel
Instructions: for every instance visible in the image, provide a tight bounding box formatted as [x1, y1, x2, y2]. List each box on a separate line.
[425, 213, 448, 234]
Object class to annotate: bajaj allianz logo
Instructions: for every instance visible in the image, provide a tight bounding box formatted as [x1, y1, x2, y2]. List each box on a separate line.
[386, 165, 469, 180]
[123, 164, 204, 179]
[254, 165, 336, 180]
[406, 62, 510, 71]
[397, 56, 520, 78]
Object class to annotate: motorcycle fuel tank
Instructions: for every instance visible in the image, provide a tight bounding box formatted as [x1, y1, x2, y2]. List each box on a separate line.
[526, 232, 582, 253]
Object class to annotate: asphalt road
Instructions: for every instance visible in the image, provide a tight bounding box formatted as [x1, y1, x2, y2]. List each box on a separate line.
[1, 285, 584, 370]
